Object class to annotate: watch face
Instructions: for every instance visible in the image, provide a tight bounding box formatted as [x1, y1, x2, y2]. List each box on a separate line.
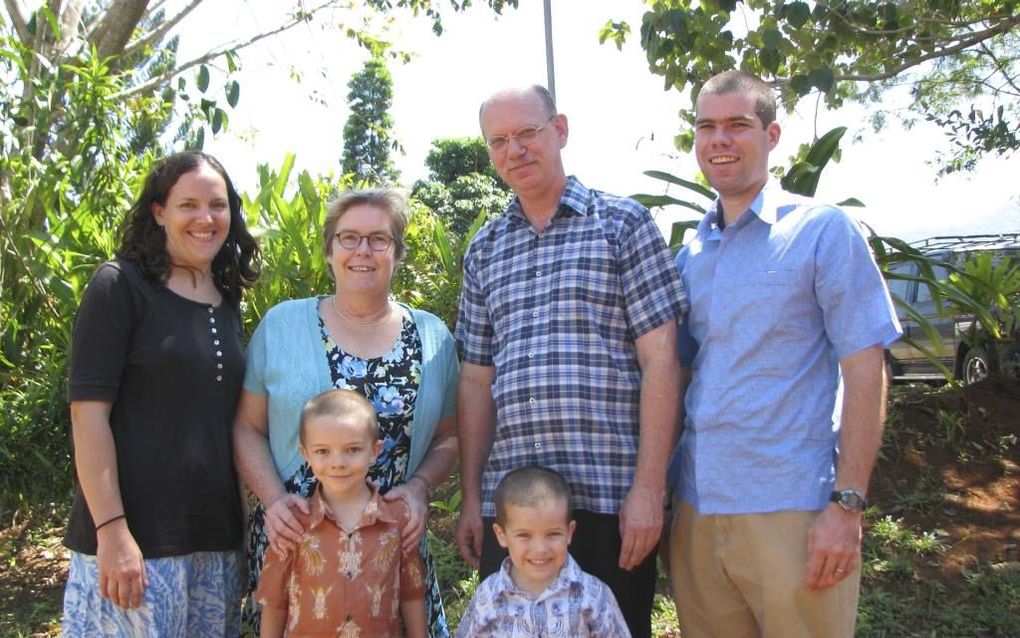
[841, 491, 866, 511]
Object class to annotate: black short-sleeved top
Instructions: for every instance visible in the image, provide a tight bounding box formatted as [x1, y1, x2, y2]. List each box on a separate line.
[63, 259, 244, 557]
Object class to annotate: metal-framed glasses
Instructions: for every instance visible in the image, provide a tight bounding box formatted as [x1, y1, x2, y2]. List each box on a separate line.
[335, 231, 394, 252]
[485, 115, 555, 153]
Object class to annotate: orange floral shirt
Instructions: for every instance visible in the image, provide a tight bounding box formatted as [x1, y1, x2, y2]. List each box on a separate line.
[255, 484, 425, 637]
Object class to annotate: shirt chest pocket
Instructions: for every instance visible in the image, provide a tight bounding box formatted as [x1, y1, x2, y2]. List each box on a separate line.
[733, 268, 817, 335]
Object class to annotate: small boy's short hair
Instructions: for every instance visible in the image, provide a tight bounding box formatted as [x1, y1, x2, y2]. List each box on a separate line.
[494, 466, 572, 527]
[299, 389, 379, 444]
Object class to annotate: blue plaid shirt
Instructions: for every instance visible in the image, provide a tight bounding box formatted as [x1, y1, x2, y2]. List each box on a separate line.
[457, 176, 687, 516]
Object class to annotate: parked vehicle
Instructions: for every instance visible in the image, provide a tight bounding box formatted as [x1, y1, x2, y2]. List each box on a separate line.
[885, 233, 1020, 384]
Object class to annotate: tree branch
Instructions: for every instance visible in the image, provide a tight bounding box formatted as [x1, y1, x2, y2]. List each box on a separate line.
[837, 17, 1020, 83]
[110, 1, 340, 100]
[90, 0, 149, 59]
[4, 0, 32, 44]
[120, 0, 202, 60]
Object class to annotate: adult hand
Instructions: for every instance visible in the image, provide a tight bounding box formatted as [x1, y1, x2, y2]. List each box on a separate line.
[455, 497, 484, 568]
[96, 519, 147, 609]
[618, 484, 664, 570]
[805, 504, 862, 591]
[383, 478, 429, 554]
[265, 493, 310, 555]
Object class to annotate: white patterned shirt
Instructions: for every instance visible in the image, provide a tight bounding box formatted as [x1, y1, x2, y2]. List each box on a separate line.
[456, 555, 631, 637]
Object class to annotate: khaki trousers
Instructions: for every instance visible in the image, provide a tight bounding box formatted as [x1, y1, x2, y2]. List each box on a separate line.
[669, 501, 860, 638]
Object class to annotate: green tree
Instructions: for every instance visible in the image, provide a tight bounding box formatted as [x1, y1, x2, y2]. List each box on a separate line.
[411, 136, 510, 237]
[341, 56, 400, 184]
[602, 0, 1019, 173]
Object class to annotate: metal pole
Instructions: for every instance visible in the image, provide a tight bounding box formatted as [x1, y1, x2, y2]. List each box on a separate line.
[543, 0, 555, 102]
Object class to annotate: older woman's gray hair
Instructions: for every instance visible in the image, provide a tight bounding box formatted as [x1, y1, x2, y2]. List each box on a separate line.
[322, 188, 410, 263]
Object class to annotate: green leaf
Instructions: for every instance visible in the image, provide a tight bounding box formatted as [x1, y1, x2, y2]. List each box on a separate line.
[838, 197, 865, 207]
[783, 1, 812, 28]
[790, 74, 812, 96]
[226, 81, 240, 108]
[642, 170, 716, 200]
[632, 194, 708, 214]
[212, 108, 226, 134]
[809, 66, 835, 93]
[763, 28, 783, 50]
[197, 65, 210, 93]
[225, 50, 238, 73]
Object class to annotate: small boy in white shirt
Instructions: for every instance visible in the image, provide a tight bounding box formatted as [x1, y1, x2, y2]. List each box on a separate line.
[456, 466, 631, 637]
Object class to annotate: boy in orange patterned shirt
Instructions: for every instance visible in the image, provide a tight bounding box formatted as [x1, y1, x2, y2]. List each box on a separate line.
[255, 389, 426, 637]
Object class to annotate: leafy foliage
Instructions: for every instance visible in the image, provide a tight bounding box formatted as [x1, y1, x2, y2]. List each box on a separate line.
[411, 136, 510, 239]
[341, 56, 401, 185]
[607, 0, 1020, 170]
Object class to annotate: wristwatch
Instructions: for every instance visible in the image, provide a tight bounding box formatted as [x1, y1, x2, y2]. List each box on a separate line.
[830, 489, 868, 512]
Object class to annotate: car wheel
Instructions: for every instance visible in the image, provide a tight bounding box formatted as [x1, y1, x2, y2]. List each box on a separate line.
[962, 346, 991, 385]
[1002, 344, 1020, 381]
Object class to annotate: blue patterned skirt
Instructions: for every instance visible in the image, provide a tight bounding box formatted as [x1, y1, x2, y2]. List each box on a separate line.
[62, 549, 242, 637]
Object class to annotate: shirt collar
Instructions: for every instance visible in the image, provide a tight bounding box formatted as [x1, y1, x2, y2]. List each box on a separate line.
[506, 175, 590, 224]
[494, 554, 584, 602]
[306, 482, 396, 531]
[700, 179, 783, 238]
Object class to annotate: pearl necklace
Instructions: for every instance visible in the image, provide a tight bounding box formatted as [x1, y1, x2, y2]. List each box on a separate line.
[331, 296, 393, 328]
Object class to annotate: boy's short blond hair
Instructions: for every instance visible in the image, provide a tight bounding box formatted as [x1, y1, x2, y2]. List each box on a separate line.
[299, 389, 379, 444]
[494, 466, 572, 527]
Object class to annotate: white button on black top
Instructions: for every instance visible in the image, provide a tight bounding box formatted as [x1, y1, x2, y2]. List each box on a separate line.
[209, 317, 215, 324]
[211, 327, 217, 334]
[216, 375, 222, 382]
[213, 339, 220, 346]
[217, 363, 223, 369]
[208, 307, 214, 314]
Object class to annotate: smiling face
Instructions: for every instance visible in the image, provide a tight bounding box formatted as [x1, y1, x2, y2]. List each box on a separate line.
[300, 414, 382, 497]
[151, 162, 230, 273]
[327, 203, 398, 297]
[480, 88, 568, 202]
[695, 90, 781, 215]
[493, 499, 575, 596]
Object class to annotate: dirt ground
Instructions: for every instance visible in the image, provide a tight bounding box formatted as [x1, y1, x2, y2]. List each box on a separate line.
[869, 376, 1020, 583]
[2, 376, 1017, 635]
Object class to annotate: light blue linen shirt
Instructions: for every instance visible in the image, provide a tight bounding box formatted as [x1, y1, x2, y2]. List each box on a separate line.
[672, 183, 901, 515]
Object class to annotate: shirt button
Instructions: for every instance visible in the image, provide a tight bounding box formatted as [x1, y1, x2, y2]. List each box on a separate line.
[216, 375, 222, 382]
[532, 310, 538, 318]
[535, 270, 542, 277]
[209, 317, 215, 324]
[214, 339, 220, 346]
[217, 363, 223, 369]
[211, 328, 217, 334]
[534, 442, 541, 449]
[528, 397, 536, 405]
[528, 352, 534, 359]
[216, 351, 222, 357]
[208, 307, 214, 314]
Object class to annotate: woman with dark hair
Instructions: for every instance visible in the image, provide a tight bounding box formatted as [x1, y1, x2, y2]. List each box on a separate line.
[61, 151, 260, 636]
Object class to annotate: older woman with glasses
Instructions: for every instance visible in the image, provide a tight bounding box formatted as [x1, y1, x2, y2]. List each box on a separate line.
[234, 189, 458, 637]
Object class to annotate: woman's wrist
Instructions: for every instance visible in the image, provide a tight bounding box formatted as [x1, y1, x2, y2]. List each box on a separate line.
[408, 474, 430, 495]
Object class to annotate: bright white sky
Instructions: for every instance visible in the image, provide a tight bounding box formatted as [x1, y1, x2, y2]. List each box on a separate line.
[175, 0, 1019, 242]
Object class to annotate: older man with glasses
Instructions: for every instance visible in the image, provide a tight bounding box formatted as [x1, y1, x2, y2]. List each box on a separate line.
[454, 85, 687, 638]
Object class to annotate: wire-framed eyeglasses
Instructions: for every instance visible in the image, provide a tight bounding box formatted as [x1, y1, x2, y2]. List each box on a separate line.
[485, 115, 556, 153]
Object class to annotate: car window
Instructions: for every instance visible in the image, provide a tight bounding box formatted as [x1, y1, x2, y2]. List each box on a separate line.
[885, 262, 914, 302]
[915, 265, 949, 304]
